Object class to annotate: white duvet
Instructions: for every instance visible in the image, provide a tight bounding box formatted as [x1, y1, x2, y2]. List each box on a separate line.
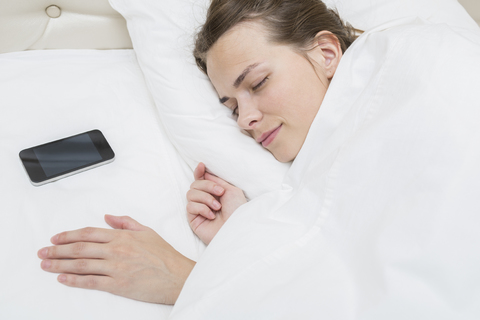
[171, 19, 480, 319]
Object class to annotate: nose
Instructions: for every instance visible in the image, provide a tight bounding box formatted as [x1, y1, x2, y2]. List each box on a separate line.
[236, 99, 262, 130]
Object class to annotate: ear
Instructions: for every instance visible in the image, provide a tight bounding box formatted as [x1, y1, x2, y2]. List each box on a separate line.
[307, 31, 343, 80]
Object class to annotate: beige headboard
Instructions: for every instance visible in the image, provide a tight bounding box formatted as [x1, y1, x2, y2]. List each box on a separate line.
[458, 0, 480, 26]
[0, 0, 132, 54]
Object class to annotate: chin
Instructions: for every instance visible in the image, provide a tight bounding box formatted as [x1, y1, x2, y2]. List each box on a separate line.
[271, 150, 296, 163]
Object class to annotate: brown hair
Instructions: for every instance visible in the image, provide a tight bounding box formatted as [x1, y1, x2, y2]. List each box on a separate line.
[194, 0, 358, 75]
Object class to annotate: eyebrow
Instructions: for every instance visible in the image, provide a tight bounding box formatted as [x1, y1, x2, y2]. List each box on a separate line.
[219, 63, 260, 104]
[234, 63, 259, 88]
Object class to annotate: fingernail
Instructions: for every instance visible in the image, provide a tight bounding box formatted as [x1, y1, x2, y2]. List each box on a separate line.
[39, 247, 48, 258]
[214, 186, 224, 194]
[213, 200, 221, 210]
[210, 212, 216, 219]
[58, 275, 67, 283]
[41, 260, 51, 269]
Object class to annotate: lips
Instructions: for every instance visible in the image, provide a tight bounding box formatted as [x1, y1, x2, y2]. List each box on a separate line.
[257, 125, 282, 147]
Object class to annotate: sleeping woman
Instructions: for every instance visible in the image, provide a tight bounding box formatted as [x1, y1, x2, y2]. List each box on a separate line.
[36, 0, 480, 309]
[186, 0, 357, 245]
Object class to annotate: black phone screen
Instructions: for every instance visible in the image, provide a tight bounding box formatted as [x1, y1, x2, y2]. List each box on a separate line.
[33, 133, 102, 177]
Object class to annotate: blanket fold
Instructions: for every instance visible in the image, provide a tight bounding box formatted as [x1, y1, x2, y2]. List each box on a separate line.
[171, 18, 480, 319]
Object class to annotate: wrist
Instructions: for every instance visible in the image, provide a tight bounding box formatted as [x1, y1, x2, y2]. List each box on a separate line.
[165, 254, 196, 305]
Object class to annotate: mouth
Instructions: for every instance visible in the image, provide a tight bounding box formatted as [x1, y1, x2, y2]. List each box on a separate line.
[257, 125, 282, 147]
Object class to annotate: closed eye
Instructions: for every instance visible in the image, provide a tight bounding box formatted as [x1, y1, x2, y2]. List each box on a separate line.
[230, 76, 268, 117]
[253, 77, 268, 91]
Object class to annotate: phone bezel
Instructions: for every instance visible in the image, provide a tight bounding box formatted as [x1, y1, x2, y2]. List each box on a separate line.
[19, 129, 115, 186]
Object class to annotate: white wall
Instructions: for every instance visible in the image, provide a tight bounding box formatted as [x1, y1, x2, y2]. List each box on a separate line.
[457, 0, 480, 26]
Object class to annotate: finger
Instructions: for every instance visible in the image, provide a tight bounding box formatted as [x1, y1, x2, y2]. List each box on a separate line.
[105, 215, 149, 232]
[204, 172, 232, 190]
[186, 202, 216, 220]
[38, 242, 107, 260]
[57, 274, 115, 293]
[186, 188, 222, 210]
[41, 258, 109, 276]
[189, 214, 208, 232]
[194, 162, 206, 180]
[51, 227, 115, 245]
[189, 179, 225, 196]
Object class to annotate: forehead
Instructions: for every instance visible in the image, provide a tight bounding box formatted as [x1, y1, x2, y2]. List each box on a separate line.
[206, 22, 273, 81]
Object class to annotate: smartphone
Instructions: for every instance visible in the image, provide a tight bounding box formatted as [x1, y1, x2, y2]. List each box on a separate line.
[19, 129, 115, 186]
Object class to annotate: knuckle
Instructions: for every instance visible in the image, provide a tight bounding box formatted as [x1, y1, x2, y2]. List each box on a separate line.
[56, 232, 67, 244]
[189, 181, 200, 190]
[47, 246, 56, 258]
[85, 276, 98, 289]
[208, 194, 218, 204]
[75, 259, 88, 272]
[186, 202, 196, 213]
[51, 260, 64, 273]
[209, 183, 218, 193]
[72, 242, 87, 257]
[202, 205, 212, 215]
[49, 259, 59, 271]
[206, 181, 217, 192]
[80, 227, 95, 241]
[191, 180, 211, 191]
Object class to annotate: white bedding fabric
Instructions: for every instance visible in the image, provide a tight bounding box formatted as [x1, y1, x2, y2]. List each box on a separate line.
[324, 0, 480, 32]
[108, 0, 480, 202]
[109, 0, 291, 201]
[170, 19, 480, 319]
[2, 5, 479, 320]
[0, 49, 203, 320]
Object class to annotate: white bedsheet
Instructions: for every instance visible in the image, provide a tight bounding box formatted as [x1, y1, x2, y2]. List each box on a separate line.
[0, 49, 203, 319]
[170, 19, 480, 319]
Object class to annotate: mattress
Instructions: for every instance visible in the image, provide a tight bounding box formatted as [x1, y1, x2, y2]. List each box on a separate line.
[0, 49, 204, 320]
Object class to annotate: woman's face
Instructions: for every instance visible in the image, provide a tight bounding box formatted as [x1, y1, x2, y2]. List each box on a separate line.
[206, 21, 342, 162]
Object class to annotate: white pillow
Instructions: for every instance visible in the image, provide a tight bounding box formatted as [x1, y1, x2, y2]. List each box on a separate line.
[108, 0, 290, 200]
[323, 0, 479, 32]
[108, 0, 478, 201]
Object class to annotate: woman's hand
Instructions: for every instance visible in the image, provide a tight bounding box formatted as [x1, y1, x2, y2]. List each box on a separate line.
[187, 162, 247, 245]
[37, 215, 195, 305]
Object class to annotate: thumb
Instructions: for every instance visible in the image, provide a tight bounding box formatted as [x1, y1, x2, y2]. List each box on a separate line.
[105, 215, 149, 231]
[194, 162, 206, 180]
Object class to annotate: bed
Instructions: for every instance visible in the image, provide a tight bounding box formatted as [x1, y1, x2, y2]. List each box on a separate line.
[1, 0, 479, 319]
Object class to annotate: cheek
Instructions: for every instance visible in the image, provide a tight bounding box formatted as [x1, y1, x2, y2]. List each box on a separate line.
[290, 76, 327, 126]
[262, 87, 285, 113]
[263, 74, 323, 123]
